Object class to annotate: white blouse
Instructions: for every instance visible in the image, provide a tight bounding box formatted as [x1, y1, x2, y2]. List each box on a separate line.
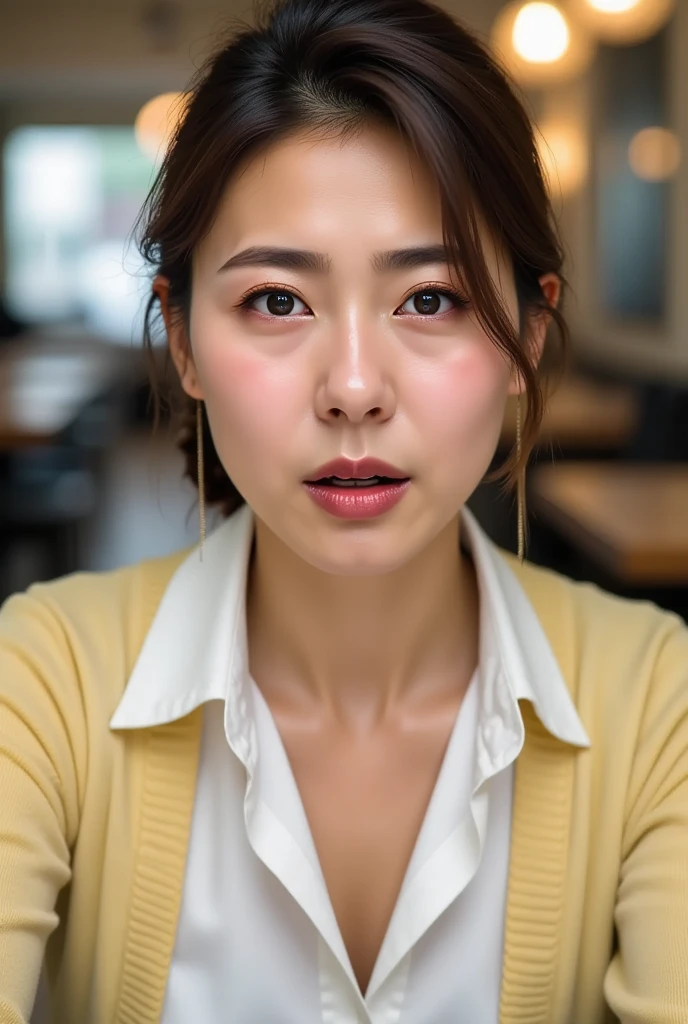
[110, 503, 590, 1024]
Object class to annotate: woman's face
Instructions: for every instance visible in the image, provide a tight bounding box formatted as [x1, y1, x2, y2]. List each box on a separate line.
[169, 124, 545, 576]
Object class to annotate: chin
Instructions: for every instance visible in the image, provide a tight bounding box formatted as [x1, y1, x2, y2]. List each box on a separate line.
[306, 552, 411, 578]
[296, 526, 425, 577]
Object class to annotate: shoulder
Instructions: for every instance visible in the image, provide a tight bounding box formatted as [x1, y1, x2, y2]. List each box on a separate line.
[0, 548, 191, 700]
[502, 546, 686, 651]
[501, 547, 688, 741]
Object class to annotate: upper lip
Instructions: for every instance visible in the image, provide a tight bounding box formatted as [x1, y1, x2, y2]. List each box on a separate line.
[305, 457, 409, 482]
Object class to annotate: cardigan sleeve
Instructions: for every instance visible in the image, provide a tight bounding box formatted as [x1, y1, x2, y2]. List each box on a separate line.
[603, 616, 688, 1023]
[0, 587, 85, 1024]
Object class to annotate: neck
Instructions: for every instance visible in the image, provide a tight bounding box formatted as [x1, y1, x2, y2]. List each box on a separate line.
[245, 513, 479, 730]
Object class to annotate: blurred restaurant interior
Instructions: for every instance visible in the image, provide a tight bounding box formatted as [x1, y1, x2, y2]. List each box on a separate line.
[0, 0, 687, 622]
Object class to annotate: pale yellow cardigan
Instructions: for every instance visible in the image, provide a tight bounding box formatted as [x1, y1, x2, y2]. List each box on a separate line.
[0, 546, 687, 1024]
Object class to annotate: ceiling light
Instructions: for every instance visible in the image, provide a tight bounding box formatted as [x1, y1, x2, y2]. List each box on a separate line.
[134, 92, 187, 163]
[570, 0, 675, 44]
[491, 2, 595, 86]
[513, 3, 570, 64]
[586, 0, 640, 12]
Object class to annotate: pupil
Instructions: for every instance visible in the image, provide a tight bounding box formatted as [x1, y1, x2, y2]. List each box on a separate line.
[267, 292, 294, 315]
[414, 291, 441, 315]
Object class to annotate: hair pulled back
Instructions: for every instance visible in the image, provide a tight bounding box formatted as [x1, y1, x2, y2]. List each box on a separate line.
[137, 0, 569, 519]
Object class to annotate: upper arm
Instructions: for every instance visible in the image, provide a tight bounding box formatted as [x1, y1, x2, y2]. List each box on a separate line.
[604, 618, 688, 1024]
[0, 589, 85, 1023]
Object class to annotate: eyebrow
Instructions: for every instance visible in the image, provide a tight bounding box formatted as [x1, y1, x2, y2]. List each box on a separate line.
[216, 244, 450, 275]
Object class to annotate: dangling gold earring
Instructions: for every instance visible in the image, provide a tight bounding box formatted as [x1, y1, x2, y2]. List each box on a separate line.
[516, 392, 526, 565]
[196, 400, 206, 560]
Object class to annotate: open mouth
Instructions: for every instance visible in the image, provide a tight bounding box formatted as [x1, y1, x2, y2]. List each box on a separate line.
[307, 476, 409, 488]
[303, 474, 412, 518]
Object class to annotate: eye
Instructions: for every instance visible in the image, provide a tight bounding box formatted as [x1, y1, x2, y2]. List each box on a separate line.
[241, 289, 310, 317]
[398, 288, 467, 317]
[237, 284, 469, 318]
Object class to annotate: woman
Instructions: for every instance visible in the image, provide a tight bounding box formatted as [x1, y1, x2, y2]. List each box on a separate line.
[1, 0, 687, 1021]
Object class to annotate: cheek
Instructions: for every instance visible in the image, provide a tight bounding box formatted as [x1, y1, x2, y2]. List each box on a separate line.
[411, 344, 509, 469]
[194, 341, 304, 477]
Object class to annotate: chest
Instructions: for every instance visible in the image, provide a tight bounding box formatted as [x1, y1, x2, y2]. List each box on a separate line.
[272, 705, 463, 995]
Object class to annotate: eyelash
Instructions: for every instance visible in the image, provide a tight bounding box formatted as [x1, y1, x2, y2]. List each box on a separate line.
[234, 282, 471, 318]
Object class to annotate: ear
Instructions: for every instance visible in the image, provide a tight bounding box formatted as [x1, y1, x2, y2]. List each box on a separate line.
[153, 274, 204, 400]
[507, 272, 561, 397]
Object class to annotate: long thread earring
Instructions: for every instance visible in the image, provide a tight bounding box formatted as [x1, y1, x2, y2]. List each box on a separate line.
[196, 400, 206, 561]
[516, 392, 526, 565]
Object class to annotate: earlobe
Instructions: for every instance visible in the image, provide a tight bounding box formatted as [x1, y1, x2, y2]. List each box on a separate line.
[507, 274, 559, 397]
[527, 271, 562, 381]
[538, 272, 562, 312]
[153, 274, 204, 401]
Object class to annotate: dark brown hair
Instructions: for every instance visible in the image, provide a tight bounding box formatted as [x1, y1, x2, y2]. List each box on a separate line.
[136, 0, 569, 530]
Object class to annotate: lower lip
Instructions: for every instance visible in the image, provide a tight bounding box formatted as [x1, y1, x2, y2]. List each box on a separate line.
[303, 480, 411, 519]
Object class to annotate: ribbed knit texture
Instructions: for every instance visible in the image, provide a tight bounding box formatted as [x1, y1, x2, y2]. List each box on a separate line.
[116, 714, 203, 1024]
[498, 705, 575, 1022]
[1, 548, 687, 1023]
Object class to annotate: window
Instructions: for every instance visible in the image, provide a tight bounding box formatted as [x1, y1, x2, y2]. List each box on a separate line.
[594, 27, 671, 322]
[3, 126, 156, 343]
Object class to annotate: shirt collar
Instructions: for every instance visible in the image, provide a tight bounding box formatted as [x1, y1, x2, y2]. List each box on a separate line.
[109, 502, 590, 751]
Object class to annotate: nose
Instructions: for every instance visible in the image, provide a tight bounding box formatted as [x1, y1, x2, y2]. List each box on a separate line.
[314, 319, 397, 426]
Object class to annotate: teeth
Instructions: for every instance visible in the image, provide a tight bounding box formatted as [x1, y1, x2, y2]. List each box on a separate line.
[329, 476, 382, 487]
[309, 474, 408, 487]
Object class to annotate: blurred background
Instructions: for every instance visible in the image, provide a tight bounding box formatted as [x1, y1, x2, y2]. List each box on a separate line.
[0, 0, 687, 623]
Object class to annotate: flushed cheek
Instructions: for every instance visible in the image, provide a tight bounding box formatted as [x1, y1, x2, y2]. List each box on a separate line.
[196, 345, 307, 487]
[410, 351, 508, 487]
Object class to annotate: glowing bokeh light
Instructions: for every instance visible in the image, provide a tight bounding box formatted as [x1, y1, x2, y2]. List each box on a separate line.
[512, 3, 570, 64]
[586, 0, 640, 12]
[491, 2, 595, 87]
[629, 127, 682, 182]
[536, 119, 589, 196]
[571, 0, 675, 44]
[134, 92, 187, 163]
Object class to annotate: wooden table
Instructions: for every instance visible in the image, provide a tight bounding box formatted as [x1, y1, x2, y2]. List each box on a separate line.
[501, 375, 638, 450]
[530, 462, 688, 585]
[0, 332, 144, 450]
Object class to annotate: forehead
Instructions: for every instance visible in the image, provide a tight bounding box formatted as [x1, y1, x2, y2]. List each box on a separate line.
[201, 125, 442, 249]
[197, 123, 510, 285]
